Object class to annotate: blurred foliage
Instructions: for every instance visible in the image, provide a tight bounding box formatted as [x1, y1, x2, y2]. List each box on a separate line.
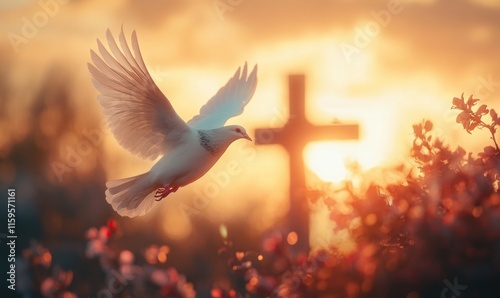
[267, 95, 500, 297]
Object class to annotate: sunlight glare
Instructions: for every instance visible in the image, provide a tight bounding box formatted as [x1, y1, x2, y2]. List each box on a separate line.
[304, 143, 348, 183]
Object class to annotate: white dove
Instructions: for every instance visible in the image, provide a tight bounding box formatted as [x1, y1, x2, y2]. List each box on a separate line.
[88, 28, 257, 218]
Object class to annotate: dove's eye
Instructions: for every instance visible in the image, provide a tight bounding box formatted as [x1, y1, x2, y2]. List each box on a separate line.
[236, 128, 241, 133]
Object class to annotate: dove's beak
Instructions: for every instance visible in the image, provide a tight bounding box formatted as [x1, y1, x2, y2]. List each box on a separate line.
[243, 133, 253, 141]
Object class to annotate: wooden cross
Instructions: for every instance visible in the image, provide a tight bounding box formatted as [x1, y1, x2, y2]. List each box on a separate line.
[254, 75, 360, 257]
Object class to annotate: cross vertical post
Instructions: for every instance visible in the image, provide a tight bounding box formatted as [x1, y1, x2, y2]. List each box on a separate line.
[254, 74, 360, 258]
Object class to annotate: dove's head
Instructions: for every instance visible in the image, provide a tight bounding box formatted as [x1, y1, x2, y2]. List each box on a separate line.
[205, 125, 252, 155]
[224, 125, 252, 142]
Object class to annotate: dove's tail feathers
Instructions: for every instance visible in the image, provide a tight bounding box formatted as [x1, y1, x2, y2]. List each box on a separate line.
[105, 173, 159, 218]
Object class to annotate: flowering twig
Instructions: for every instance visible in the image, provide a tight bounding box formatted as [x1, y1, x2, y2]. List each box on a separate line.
[452, 93, 500, 151]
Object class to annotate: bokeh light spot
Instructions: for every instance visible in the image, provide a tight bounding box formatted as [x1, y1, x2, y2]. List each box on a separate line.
[364, 213, 377, 226]
[287, 231, 298, 246]
[158, 252, 167, 263]
[219, 224, 228, 239]
[472, 206, 483, 217]
[119, 250, 134, 265]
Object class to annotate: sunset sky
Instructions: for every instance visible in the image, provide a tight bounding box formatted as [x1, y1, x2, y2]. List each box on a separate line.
[1, 0, 499, 247]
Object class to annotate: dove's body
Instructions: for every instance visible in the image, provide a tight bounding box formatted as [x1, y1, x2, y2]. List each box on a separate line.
[89, 28, 257, 217]
[150, 129, 230, 187]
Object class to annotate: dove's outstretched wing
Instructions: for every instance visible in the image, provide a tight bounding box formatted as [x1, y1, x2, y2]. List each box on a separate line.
[187, 63, 257, 129]
[88, 28, 189, 160]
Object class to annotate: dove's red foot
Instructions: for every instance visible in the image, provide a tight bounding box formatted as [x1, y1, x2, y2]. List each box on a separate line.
[154, 186, 179, 201]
